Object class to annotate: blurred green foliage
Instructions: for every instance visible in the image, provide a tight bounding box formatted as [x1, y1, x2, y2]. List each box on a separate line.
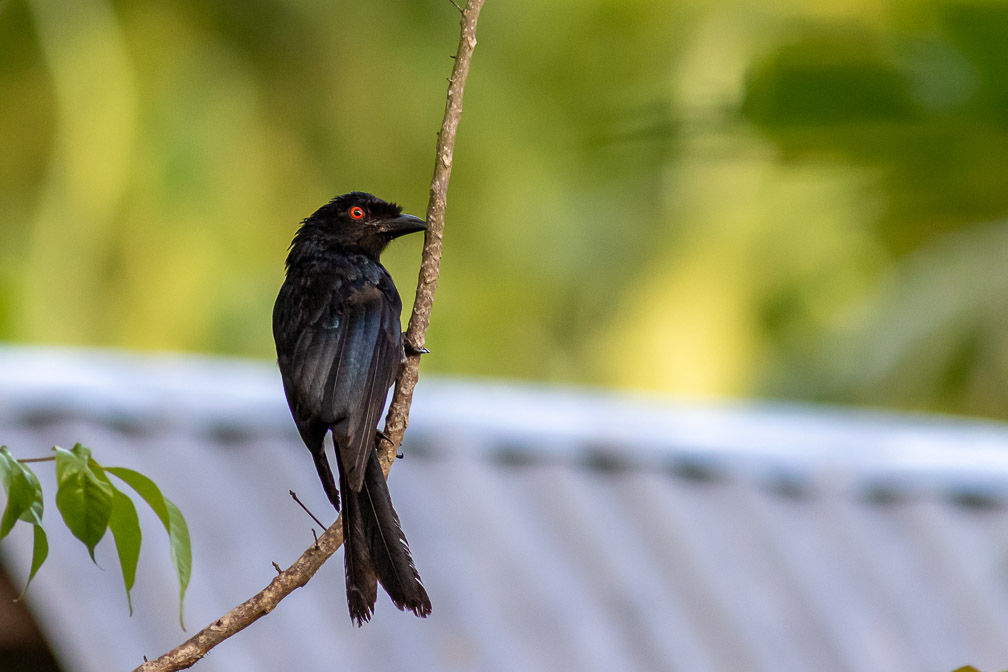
[2, 0, 1008, 418]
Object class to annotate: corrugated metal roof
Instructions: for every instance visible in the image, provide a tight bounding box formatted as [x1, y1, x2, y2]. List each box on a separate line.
[1, 346, 1007, 672]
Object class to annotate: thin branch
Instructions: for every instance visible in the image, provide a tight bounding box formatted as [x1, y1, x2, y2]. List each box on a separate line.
[132, 2, 485, 670]
[288, 489, 325, 530]
[16, 456, 55, 464]
[378, 0, 484, 474]
[133, 524, 346, 672]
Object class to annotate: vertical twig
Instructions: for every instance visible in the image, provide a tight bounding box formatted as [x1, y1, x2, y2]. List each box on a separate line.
[379, 0, 485, 471]
[133, 2, 485, 670]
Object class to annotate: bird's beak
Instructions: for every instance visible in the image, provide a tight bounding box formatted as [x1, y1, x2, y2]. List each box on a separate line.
[381, 213, 427, 238]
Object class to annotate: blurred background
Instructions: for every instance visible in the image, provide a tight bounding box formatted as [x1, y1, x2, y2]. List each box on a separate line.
[4, 0, 1008, 418]
[5, 2, 1008, 671]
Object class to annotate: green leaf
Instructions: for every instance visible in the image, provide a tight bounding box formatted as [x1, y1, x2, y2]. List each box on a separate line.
[18, 524, 49, 600]
[107, 486, 142, 614]
[0, 473, 34, 537]
[166, 498, 191, 630]
[54, 444, 113, 562]
[104, 467, 170, 529]
[106, 466, 191, 629]
[0, 447, 39, 538]
[0, 447, 48, 596]
[87, 461, 143, 615]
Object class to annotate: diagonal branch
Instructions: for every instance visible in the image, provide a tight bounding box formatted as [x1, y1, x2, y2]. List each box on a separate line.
[133, 2, 485, 670]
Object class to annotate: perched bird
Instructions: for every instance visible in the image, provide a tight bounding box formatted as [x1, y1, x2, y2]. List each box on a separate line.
[272, 192, 431, 625]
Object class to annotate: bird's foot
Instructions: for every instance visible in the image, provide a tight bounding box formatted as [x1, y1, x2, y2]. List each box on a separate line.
[376, 429, 403, 458]
[404, 342, 430, 357]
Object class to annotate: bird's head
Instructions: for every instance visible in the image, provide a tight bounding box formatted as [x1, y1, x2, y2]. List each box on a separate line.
[300, 192, 427, 260]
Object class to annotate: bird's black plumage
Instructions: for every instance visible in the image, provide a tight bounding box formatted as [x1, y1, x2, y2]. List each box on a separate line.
[273, 192, 431, 625]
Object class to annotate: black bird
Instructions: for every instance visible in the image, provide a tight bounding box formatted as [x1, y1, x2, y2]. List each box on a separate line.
[272, 192, 431, 625]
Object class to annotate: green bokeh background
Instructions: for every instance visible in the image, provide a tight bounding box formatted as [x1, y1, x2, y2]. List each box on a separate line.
[3, 0, 1008, 418]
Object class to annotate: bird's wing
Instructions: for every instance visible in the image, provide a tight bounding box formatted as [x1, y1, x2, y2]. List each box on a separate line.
[275, 270, 402, 491]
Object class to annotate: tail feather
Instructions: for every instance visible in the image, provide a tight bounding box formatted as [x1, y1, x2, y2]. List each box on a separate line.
[359, 451, 432, 618]
[338, 454, 379, 626]
[310, 445, 341, 512]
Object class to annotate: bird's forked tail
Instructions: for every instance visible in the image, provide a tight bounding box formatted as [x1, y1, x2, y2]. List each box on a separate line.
[339, 449, 431, 625]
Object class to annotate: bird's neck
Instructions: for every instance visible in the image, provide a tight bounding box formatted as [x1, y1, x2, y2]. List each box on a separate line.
[285, 225, 386, 270]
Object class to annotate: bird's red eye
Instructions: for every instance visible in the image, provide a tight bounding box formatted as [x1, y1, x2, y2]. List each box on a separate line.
[349, 206, 365, 220]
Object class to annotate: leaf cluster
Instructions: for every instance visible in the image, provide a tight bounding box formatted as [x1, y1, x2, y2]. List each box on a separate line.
[0, 444, 191, 628]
